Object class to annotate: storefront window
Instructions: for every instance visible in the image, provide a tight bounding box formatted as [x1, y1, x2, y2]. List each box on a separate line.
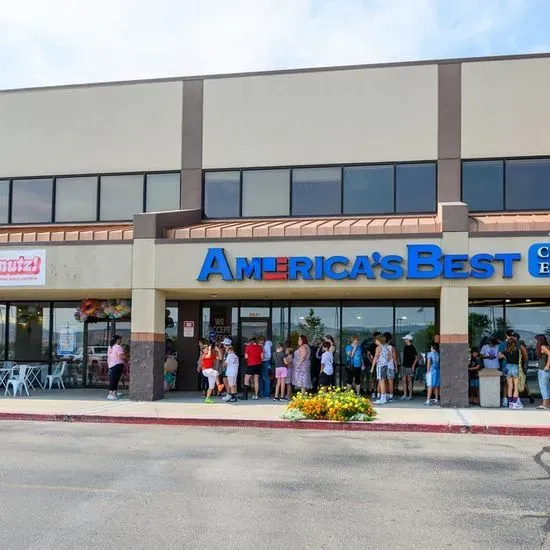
[202, 302, 239, 344]
[341, 305, 393, 350]
[394, 305, 436, 358]
[8, 303, 51, 362]
[271, 302, 290, 347]
[0, 304, 6, 359]
[290, 303, 340, 351]
[468, 300, 506, 347]
[52, 303, 83, 387]
[166, 302, 178, 356]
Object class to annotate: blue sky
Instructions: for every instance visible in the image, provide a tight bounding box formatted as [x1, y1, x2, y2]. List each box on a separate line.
[0, 0, 549, 89]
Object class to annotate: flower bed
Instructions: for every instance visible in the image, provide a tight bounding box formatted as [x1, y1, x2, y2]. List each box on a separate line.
[281, 387, 376, 422]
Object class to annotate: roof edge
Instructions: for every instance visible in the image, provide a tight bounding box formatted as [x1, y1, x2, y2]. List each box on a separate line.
[1, 51, 550, 94]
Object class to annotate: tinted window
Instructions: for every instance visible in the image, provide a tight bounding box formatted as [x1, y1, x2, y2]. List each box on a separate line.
[506, 159, 550, 210]
[242, 169, 290, 216]
[462, 161, 504, 212]
[12, 178, 53, 223]
[204, 172, 240, 218]
[292, 168, 341, 216]
[0, 180, 9, 224]
[55, 176, 98, 222]
[100, 175, 143, 221]
[396, 163, 436, 213]
[146, 173, 180, 213]
[343, 165, 393, 214]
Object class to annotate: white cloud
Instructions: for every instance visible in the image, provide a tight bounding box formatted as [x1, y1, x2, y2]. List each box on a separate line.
[0, 0, 535, 89]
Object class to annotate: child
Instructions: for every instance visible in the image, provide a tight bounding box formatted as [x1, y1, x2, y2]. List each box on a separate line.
[468, 347, 482, 405]
[222, 346, 239, 403]
[319, 341, 334, 389]
[425, 342, 440, 406]
[201, 344, 219, 404]
[272, 343, 287, 401]
[284, 347, 294, 400]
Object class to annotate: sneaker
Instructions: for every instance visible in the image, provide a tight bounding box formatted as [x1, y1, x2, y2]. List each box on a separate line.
[222, 394, 232, 402]
[204, 398, 213, 404]
[373, 398, 387, 405]
[251, 395, 259, 400]
[388, 395, 394, 402]
[273, 397, 280, 401]
[514, 399, 523, 409]
[280, 397, 289, 401]
[106, 394, 117, 401]
[229, 396, 238, 403]
[406, 396, 413, 401]
[508, 400, 514, 409]
[399, 395, 408, 401]
[371, 392, 377, 399]
[502, 397, 509, 408]
[432, 400, 440, 406]
[424, 400, 432, 406]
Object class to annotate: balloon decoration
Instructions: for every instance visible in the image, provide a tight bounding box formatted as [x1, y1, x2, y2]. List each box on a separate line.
[74, 299, 132, 322]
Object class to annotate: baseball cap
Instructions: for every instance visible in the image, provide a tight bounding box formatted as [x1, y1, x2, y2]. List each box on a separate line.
[505, 329, 515, 338]
[402, 334, 414, 341]
[222, 338, 232, 346]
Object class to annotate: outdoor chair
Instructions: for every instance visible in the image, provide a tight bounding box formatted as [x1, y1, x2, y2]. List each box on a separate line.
[45, 362, 66, 390]
[4, 365, 30, 397]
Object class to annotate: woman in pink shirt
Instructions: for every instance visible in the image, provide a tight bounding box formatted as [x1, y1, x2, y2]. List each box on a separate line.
[107, 335, 125, 400]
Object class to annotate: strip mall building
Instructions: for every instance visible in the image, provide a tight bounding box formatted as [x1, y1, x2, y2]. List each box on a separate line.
[0, 53, 549, 406]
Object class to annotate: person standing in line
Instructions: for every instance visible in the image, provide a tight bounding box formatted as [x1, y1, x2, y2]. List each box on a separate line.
[468, 347, 482, 405]
[534, 334, 550, 410]
[366, 332, 381, 399]
[201, 343, 219, 404]
[272, 343, 287, 401]
[197, 339, 209, 396]
[345, 336, 363, 396]
[293, 335, 312, 393]
[425, 342, 440, 406]
[311, 338, 323, 393]
[400, 335, 418, 400]
[243, 337, 263, 400]
[258, 336, 273, 399]
[107, 335, 125, 400]
[284, 347, 294, 400]
[319, 341, 334, 389]
[498, 337, 522, 409]
[384, 332, 398, 402]
[371, 334, 391, 405]
[222, 345, 239, 403]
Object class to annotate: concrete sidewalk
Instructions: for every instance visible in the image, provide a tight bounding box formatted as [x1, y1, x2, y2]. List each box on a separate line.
[0, 389, 548, 436]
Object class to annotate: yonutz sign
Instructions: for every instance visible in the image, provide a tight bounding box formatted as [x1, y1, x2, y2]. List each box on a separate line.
[197, 243, 550, 282]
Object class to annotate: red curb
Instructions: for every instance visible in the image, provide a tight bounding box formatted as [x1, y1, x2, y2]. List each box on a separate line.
[0, 411, 548, 436]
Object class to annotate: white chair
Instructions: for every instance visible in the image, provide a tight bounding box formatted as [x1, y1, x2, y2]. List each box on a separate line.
[5, 365, 30, 397]
[45, 362, 66, 390]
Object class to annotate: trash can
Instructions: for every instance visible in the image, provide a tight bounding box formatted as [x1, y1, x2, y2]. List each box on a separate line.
[479, 369, 501, 408]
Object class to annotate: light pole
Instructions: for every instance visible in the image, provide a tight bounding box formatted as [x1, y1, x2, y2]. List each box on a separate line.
[396, 316, 407, 336]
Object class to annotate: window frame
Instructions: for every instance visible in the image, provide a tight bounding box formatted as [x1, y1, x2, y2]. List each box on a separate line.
[144, 172, 182, 213]
[462, 156, 550, 213]
[203, 160, 438, 220]
[0, 170, 180, 225]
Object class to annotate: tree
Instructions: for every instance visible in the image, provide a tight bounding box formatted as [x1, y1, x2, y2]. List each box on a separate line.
[468, 312, 491, 347]
[298, 308, 325, 342]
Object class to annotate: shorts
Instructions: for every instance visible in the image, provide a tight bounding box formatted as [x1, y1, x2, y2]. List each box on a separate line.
[376, 365, 388, 380]
[225, 370, 238, 387]
[506, 364, 519, 378]
[246, 364, 261, 376]
[319, 372, 332, 387]
[401, 366, 413, 378]
[538, 369, 550, 400]
[346, 367, 362, 385]
[426, 368, 440, 388]
[275, 367, 288, 379]
[202, 368, 219, 390]
[469, 378, 479, 388]
[387, 365, 395, 379]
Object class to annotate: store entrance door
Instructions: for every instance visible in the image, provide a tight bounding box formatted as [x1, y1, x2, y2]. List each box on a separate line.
[239, 318, 271, 349]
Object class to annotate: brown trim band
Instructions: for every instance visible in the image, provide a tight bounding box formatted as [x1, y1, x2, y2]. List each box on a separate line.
[131, 332, 165, 343]
[440, 334, 468, 344]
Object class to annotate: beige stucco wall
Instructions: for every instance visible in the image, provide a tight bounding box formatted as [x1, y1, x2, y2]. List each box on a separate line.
[202, 65, 438, 168]
[462, 58, 550, 158]
[0, 82, 183, 177]
[0, 244, 132, 297]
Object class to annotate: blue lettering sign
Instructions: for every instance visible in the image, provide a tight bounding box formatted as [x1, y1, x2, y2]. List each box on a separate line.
[196, 245, 532, 282]
[528, 243, 550, 277]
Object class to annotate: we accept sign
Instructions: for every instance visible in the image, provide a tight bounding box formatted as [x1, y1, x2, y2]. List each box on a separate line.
[197, 243, 550, 282]
[0, 249, 46, 286]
